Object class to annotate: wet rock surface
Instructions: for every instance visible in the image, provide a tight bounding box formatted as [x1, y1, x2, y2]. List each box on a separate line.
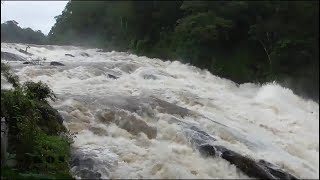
[1, 51, 26, 61]
[70, 147, 118, 179]
[50, 61, 65, 66]
[183, 125, 299, 180]
[65, 53, 75, 57]
[71, 156, 102, 179]
[80, 52, 90, 57]
[97, 109, 157, 139]
[107, 74, 118, 79]
[60, 94, 301, 179]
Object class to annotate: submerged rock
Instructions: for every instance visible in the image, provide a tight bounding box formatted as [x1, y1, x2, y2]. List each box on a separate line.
[1, 51, 26, 61]
[142, 74, 158, 80]
[65, 53, 75, 57]
[78, 169, 102, 179]
[80, 52, 90, 57]
[184, 125, 299, 180]
[71, 156, 102, 179]
[107, 74, 118, 79]
[149, 97, 191, 117]
[50, 61, 65, 66]
[97, 109, 157, 139]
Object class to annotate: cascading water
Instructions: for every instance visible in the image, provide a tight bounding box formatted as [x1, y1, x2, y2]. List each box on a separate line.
[1, 42, 319, 179]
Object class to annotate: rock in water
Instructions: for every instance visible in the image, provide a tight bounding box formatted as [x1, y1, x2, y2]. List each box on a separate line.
[80, 52, 90, 57]
[97, 109, 157, 139]
[1, 51, 26, 61]
[65, 53, 75, 57]
[108, 74, 118, 79]
[78, 169, 102, 179]
[50, 61, 65, 66]
[142, 74, 158, 80]
[23, 62, 30, 64]
[183, 125, 299, 180]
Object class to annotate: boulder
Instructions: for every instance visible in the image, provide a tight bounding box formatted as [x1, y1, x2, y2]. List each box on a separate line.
[77, 169, 102, 179]
[65, 53, 75, 57]
[23, 62, 31, 64]
[1, 51, 26, 61]
[149, 97, 191, 117]
[107, 74, 118, 79]
[184, 125, 299, 180]
[80, 52, 90, 57]
[142, 74, 158, 80]
[50, 61, 65, 66]
[97, 109, 157, 139]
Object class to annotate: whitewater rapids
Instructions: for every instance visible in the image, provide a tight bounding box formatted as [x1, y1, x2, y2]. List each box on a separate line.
[1, 43, 319, 179]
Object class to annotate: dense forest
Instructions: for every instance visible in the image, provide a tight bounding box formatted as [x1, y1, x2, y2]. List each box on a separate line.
[1, 20, 47, 44]
[48, 1, 319, 101]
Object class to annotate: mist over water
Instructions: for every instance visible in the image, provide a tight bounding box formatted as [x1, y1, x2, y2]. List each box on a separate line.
[1, 43, 319, 179]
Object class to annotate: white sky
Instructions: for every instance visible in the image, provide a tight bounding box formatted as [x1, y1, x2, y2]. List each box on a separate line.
[1, 1, 68, 35]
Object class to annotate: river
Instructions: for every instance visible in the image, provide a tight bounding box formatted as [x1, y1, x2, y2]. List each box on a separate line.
[1, 43, 319, 179]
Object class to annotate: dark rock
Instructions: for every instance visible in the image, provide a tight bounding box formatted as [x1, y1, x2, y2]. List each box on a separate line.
[90, 95, 191, 118]
[70, 152, 103, 179]
[142, 74, 158, 80]
[65, 53, 75, 57]
[71, 157, 80, 167]
[1, 51, 26, 61]
[78, 158, 95, 170]
[97, 109, 157, 139]
[23, 62, 30, 64]
[80, 52, 90, 57]
[186, 126, 216, 147]
[184, 125, 299, 180]
[108, 74, 118, 79]
[78, 169, 101, 179]
[199, 144, 216, 157]
[50, 61, 65, 66]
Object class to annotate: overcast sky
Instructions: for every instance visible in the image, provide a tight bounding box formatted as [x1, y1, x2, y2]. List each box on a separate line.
[1, 1, 68, 35]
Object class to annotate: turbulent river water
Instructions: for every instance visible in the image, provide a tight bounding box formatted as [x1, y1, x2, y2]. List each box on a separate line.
[1, 43, 319, 179]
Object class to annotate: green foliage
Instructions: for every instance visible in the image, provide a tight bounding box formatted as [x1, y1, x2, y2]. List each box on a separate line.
[1, 64, 73, 178]
[1, 62, 20, 88]
[1, 20, 47, 44]
[23, 81, 56, 102]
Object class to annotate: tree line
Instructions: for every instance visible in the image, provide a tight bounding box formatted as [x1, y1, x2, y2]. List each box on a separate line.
[1, 20, 47, 45]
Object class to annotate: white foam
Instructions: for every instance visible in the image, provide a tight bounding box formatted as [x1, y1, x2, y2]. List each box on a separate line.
[1, 42, 318, 179]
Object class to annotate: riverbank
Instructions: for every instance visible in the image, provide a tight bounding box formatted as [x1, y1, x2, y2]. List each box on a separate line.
[1, 62, 73, 179]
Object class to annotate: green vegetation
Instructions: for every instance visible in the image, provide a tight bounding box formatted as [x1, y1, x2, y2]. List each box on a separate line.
[1, 20, 47, 44]
[1, 63, 73, 179]
[48, 1, 319, 100]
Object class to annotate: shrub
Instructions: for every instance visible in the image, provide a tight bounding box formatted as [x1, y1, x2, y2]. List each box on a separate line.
[1, 62, 73, 179]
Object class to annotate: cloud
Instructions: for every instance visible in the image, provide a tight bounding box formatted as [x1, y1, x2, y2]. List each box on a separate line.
[1, 1, 68, 35]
